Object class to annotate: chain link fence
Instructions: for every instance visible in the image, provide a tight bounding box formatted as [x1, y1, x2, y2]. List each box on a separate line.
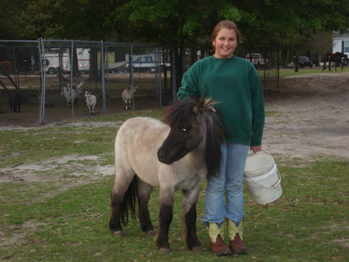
[0, 40, 280, 126]
[0, 40, 42, 125]
[235, 43, 281, 91]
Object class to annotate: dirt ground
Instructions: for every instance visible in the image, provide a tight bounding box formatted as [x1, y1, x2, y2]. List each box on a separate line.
[263, 72, 349, 160]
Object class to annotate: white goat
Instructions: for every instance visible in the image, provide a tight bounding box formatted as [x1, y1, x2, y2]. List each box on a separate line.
[121, 85, 137, 110]
[62, 81, 84, 107]
[85, 91, 97, 115]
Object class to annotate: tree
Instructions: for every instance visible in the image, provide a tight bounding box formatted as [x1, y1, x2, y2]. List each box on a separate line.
[20, 0, 122, 40]
[5, 0, 349, 73]
[113, 0, 349, 72]
[0, 0, 33, 39]
[113, 0, 349, 45]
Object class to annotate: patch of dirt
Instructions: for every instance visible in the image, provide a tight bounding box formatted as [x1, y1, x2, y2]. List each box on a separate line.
[263, 72, 349, 160]
[0, 154, 114, 183]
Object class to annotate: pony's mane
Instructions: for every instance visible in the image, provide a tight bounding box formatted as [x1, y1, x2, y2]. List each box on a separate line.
[164, 97, 226, 179]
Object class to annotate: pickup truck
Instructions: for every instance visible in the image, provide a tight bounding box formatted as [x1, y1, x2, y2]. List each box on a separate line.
[125, 55, 170, 72]
[246, 53, 268, 67]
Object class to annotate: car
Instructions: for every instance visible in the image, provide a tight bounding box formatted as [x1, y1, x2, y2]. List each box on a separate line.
[46, 67, 57, 74]
[298, 56, 313, 68]
[124, 55, 170, 72]
[245, 53, 268, 67]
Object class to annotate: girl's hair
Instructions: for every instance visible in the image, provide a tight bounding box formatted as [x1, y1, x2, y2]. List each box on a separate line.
[210, 20, 241, 50]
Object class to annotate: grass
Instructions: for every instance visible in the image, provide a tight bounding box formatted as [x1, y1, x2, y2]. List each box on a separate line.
[1, 156, 348, 261]
[1, 85, 349, 261]
[0, 108, 164, 169]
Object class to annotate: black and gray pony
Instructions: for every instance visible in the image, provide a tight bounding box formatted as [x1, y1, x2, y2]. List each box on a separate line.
[109, 97, 226, 254]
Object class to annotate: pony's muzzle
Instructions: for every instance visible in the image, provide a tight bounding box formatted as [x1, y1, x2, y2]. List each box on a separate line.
[157, 150, 169, 164]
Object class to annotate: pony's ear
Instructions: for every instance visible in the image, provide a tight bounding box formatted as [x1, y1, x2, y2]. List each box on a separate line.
[193, 105, 199, 115]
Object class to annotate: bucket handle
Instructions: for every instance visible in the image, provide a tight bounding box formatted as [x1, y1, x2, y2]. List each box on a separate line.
[244, 168, 281, 189]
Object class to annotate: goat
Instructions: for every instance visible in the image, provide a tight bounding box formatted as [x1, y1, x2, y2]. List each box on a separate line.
[121, 85, 137, 110]
[9, 92, 23, 113]
[85, 91, 97, 115]
[62, 81, 84, 107]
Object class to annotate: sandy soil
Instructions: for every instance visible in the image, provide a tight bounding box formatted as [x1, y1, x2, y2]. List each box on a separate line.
[263, 72, 349, 160]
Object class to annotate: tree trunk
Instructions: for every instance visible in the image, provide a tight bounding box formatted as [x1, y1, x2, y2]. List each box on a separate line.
[282, 48, 288, 68]
[72, 47, 81, 78]
[175, 46, 184, 94]
[88, 48, 101, 82]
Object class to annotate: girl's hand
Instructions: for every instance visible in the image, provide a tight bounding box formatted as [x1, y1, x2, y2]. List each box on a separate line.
[250, 145, 262, 154]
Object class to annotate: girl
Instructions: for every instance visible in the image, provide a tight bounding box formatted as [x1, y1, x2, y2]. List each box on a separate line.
[177, 20, 265, 256]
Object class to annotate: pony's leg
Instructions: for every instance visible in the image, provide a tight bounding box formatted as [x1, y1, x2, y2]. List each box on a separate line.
[109, 172, 135, 236]
[182, 187, 203, 253]
[156, 187, 175, 254]
[138, 181, 155, 236]
[109, 187, 124, 236]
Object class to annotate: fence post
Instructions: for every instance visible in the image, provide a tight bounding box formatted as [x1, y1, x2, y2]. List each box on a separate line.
[277, 51, 280, 92]
[130, 44, 134, 110]
[294, 55, 299, 73]
[105, 45, 111, 107]
[101, 40, 106, 113]
[155, 47, 162, 107]
[39, 38, 46, 124]
[70, 41, 74, 117]
[171, 46, 177, 102]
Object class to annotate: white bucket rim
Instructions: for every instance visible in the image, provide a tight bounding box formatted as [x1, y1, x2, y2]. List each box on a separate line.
[244, 152, 275, 176]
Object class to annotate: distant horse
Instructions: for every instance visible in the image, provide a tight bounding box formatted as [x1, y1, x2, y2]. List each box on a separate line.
[109, 97, 226, 254]
[323, 52, 348, 71]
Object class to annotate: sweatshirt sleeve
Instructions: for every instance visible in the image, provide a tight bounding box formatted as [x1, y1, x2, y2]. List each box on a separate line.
[177, 64, 200, 100]
[249, 68, 265, 146]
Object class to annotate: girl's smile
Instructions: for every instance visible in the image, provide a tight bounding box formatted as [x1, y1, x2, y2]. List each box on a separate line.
[213, 28, 237, 59]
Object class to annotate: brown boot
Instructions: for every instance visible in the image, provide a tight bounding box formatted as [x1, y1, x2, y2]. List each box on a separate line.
[229, 233, 247, 254]
[209, 223, 232, 256]
[227, 219, 248, 255]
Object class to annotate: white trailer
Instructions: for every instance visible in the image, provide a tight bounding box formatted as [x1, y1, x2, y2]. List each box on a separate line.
[43, 48, 90, 74]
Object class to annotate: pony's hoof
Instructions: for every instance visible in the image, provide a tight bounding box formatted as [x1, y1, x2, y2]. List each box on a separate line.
[159, 248, 170, 254]
[192, 246, 204, 253]
[113, 230, 124, 237]
[145, 230, 156, 237]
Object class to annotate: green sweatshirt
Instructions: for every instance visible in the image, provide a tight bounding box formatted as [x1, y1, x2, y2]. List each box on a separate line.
[177, 55, 265, 146]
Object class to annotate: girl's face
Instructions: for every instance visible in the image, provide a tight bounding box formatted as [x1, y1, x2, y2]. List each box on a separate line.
[213, 28, 237, 59]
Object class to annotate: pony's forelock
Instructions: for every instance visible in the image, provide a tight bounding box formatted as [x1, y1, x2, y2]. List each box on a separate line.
[164, 97, 226, 178]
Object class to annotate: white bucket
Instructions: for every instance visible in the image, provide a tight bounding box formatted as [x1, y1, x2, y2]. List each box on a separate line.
[244, 152, 282, 204]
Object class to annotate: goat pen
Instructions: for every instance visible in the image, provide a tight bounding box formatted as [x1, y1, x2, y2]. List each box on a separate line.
[0, 40, 280, 126]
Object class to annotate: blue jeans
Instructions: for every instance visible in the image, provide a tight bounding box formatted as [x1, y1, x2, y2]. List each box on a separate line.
[203, 143, 249, 227]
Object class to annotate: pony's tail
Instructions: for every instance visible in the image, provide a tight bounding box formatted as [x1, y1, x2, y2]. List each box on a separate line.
[120, 176, 139, 226]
